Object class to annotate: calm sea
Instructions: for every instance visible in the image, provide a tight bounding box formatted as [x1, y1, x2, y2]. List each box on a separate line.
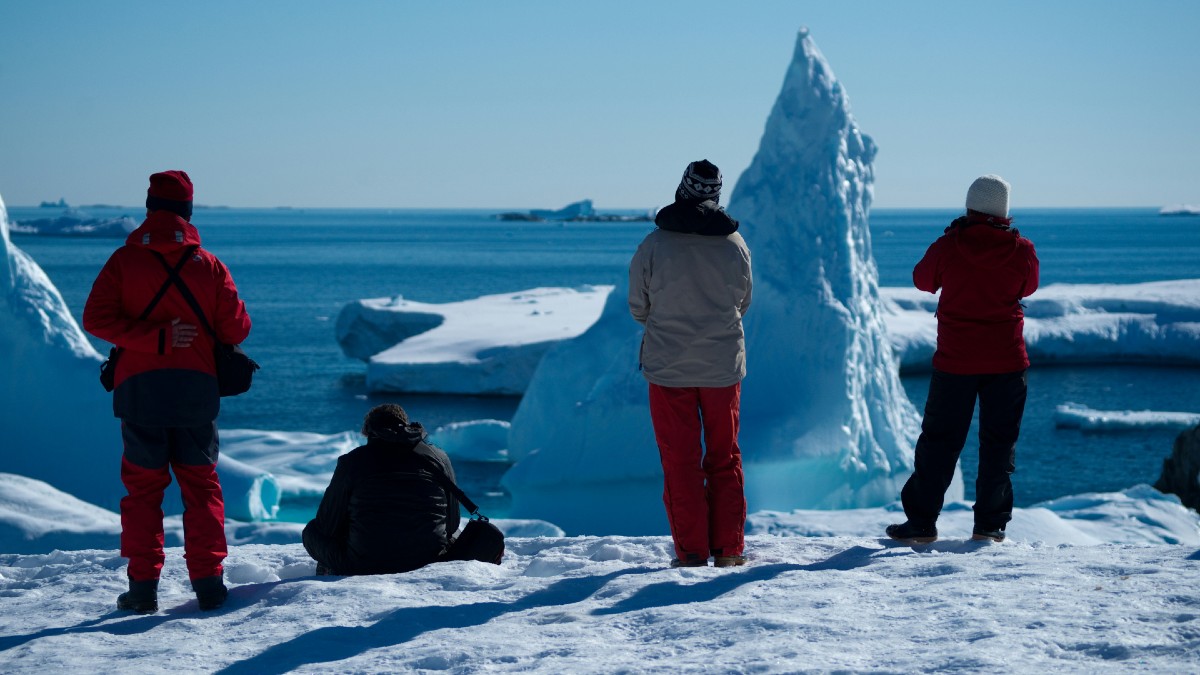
[9, 205, 1200, 517]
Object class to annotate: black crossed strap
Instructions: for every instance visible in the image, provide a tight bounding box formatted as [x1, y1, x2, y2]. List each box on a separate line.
[112, 246, 196, 357]
[147, 247, 221, 343]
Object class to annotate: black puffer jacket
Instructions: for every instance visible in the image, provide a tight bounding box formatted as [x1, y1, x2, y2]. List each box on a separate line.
[303, 424, 460, 575]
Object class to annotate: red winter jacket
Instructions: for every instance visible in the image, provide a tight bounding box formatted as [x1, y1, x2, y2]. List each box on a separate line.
[83, 211, 251, 426]
[913, 214, 1039, 375]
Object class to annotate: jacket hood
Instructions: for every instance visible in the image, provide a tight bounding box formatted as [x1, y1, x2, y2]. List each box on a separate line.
[366, 421, 427, 450]
[654, 199, 739, 236]
[126, 210, 202, 252]
[948, 215, 1022, 270]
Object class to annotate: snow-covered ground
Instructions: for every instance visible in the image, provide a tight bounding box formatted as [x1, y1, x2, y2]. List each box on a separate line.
[2, 524, 1198, 673]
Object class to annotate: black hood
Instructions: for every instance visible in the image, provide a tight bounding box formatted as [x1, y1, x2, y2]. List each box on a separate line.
[366, 421, 427, 450]
[654, 199, 739, 236]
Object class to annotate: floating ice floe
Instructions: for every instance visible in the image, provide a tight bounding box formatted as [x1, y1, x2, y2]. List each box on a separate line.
[337, 286, 613, 394]
[1054, 402, 1200, 432]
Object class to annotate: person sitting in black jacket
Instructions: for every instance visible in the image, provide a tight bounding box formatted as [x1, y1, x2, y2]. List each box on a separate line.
[303, 403, 460, 575]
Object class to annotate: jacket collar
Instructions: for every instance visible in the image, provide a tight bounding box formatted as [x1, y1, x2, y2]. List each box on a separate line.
[126, 210, 202, 250]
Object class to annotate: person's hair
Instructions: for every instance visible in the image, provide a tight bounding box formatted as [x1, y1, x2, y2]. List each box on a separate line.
[361, 403, 410, 439]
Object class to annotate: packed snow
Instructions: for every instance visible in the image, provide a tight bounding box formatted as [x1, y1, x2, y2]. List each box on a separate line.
[337, 286, 612, 394]
[1, 483, 1198, 673]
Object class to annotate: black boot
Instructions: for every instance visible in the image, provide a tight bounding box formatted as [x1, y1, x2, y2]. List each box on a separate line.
[886, 521, 938, 544]
[117, 577, 159, 614]
[192, 576, 228, 611]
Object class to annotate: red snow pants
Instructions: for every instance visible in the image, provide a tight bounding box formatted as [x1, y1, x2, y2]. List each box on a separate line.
[120, 420, 227, 582]
[648, 382, 746, 563]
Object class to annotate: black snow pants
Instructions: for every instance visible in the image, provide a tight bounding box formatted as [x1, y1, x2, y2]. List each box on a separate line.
[900, 368, 1028, 531]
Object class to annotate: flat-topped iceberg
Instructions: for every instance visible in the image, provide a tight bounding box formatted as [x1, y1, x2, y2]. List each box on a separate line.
[337, 286, 613, 394]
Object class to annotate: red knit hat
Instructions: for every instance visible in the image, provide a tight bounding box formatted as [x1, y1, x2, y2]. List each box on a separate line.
[148, 170, 193, 202]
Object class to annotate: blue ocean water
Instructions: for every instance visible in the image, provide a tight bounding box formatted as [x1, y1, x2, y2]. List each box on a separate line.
[9, 205, 1200, 513]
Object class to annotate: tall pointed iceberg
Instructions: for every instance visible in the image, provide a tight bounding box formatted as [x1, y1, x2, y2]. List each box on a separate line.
[503, 29, 945, 535]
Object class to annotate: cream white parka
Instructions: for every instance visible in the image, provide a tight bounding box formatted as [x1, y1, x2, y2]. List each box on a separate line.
[628, 200, 752, 388]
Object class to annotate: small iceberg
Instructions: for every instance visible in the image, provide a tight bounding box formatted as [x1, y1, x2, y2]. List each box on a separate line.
[1159, 204, 1200, 216]
[12, 208, 137, 237]
[495, 200, 653, 222]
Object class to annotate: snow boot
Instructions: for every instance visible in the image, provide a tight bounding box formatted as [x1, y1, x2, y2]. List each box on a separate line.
[886, 521, 938, 544]
[971, 526, 1006, 543]
[117, 577, 159, 614]
[192, 576, 228, 611]
[713, 555, 747, 568]
[670, 554, 708, 568]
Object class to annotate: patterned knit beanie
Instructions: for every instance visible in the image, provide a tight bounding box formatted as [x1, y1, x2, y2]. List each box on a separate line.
[965, 174, 1010, 219]
[676, 160, 723, 203]
[146, 170, 194, 221]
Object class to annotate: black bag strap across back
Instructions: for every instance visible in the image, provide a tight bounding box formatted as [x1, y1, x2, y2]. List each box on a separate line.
[113, 246, 197, 355]
[418, 449, 487, 521]
[147, 247, 221, 342]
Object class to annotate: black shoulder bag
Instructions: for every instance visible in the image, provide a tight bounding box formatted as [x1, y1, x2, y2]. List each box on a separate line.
[422, 455, 505, 565]
[147, 249, 260, 397]
[99, 246, 197, 392]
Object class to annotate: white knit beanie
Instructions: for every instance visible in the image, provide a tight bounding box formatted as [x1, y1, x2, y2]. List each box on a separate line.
[965, 174, 1010, 218]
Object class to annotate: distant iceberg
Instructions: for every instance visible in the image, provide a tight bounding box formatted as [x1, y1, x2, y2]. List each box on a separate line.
[336, 286, 613, 394]
[11, 209, 136, 237]
[496, 199, 653, 222]
[531, 199, 594, 220]
[1159, 204, 1200, 216]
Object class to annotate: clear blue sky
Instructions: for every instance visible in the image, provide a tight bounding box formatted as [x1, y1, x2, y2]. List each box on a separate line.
[1, 1, 1197, 209]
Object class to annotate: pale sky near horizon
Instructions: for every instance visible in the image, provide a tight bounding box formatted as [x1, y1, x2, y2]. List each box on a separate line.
[1, 1, 1197, 210]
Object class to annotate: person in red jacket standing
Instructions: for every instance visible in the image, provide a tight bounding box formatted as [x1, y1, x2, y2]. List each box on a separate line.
[886, 175, 1039, 544]
[84, 171, 252, 612]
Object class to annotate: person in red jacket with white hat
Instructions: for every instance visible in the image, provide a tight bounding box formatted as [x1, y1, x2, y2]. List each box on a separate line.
[84, 170, 251, 613]
[886, 175, 1039, 545]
